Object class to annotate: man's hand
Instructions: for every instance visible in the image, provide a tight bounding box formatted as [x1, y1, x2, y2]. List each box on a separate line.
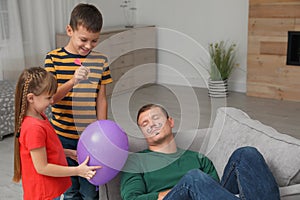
[158, 189, 171, 200]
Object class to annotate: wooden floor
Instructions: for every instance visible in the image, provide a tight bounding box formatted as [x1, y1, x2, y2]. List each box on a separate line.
[1, 83, 300, 199]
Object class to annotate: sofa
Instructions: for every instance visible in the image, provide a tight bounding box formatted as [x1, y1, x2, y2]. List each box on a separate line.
[99, 107, 300, 199]
[0, 80, 15, 140]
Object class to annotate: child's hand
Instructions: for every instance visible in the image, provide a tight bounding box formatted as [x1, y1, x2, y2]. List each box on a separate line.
[77, 156, 101, 180]
[73, 66, 90, 85]
[64, 149, 78, 162]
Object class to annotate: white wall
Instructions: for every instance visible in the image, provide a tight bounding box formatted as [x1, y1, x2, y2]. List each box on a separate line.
[135, 0, 249, 92]
[2, 0, 249, 92]
[89, 0, 126, 27]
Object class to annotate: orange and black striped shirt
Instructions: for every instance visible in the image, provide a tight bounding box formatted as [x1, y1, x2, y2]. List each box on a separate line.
[44, 47, 113, 139]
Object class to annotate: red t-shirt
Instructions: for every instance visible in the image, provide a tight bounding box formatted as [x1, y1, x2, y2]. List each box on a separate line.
[19, 113, 71, 200]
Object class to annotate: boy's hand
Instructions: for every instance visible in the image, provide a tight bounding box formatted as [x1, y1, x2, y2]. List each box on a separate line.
[73, 66, 90, 85]
[64, 149, 78, 162]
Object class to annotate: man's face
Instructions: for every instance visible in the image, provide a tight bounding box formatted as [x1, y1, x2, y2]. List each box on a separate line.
[66, 25, 100, 56]
[137, 107, 174, 145]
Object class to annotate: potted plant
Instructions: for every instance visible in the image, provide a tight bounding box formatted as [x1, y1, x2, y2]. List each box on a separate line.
[208, 40, 237, 97]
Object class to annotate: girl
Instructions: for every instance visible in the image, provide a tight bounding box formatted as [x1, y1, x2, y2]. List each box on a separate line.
[12, 67, 100, 200]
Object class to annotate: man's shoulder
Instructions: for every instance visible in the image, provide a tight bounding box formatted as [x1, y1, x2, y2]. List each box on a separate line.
[179, 148, 206, 158]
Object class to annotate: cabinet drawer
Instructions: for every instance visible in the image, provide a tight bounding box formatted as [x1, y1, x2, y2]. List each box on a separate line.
[110, 53, 134, 69]
[133, 49, 157, 66]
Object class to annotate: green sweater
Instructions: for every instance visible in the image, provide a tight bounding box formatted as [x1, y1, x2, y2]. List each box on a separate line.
[120, 148, 219, 200]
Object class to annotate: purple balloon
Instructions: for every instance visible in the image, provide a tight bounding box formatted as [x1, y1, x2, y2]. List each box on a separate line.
[77, 120, 129, 186]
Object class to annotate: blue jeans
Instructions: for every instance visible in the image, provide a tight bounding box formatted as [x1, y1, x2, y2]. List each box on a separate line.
[164, 146, 280, 200]
[58, 135, 99, 200]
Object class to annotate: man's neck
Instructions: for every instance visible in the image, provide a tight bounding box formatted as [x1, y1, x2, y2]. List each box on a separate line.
[148, 139, 177, 154]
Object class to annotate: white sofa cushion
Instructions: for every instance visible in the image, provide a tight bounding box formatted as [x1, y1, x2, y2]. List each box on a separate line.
[204, 107, 300, 187]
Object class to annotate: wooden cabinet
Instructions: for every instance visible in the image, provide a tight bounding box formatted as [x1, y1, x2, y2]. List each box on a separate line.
[55, 25, 157, 96]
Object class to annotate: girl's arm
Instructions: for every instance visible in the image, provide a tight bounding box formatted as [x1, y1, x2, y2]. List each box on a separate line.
[30, 147, 100, 179]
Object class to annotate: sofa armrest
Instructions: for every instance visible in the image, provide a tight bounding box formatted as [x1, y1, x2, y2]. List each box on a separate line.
[175, 128, 210, 154]
[280, 184, 300, 200]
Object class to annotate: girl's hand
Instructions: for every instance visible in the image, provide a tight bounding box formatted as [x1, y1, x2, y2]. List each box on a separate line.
[77, 156, 101, 180]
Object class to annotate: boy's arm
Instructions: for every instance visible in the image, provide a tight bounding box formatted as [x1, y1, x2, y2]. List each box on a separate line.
[96, 84, 108, 120]
[51, 67, 90, 104]
[45, 54, 89, 104]
[51, 79, 76, 104]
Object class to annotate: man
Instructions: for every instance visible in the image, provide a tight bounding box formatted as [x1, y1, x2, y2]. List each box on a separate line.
[120, 104, 280, 200]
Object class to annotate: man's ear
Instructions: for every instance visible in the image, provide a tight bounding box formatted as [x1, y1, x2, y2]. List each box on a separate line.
[27, 93, 34, 103]
[168, 117, 175, 128]
[66, 25, 74, 37]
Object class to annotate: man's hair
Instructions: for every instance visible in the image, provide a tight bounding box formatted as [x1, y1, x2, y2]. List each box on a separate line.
[136, 104, 169, 124]
[69, 3, 103, 33]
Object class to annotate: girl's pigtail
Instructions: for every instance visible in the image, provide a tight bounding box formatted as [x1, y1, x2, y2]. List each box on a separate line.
[13, 73, 32, 183]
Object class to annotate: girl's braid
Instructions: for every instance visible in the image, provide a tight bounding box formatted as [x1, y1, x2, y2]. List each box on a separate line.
[16, 73, 32, 137]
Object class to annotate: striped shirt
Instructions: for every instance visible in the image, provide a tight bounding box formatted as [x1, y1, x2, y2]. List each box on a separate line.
[45, 48, 113, 139]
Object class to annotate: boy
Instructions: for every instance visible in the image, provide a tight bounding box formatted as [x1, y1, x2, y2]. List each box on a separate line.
[45, 3, 112, 199]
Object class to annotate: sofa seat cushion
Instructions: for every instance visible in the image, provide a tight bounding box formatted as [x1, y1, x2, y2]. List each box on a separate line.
[204, 107, 300, 187]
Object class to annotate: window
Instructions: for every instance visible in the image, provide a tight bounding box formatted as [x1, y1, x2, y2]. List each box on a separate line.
[0, 0, 9, 43]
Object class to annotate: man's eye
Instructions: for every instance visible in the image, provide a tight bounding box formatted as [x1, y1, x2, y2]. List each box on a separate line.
[141, 122, 148, 127]
[153, 116, 159, 120]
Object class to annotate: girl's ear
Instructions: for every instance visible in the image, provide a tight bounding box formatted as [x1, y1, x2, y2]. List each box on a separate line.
[26, 93, 34, 103]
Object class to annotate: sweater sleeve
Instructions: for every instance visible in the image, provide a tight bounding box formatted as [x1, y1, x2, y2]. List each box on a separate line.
[120, 171, 158, 200]
[198, 154, 220, 182]
[120, 153, 159, 200]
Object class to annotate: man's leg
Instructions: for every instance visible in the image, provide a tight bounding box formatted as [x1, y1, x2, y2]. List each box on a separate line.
[221, 146, 280, 200]
[164, 169, 239, 200]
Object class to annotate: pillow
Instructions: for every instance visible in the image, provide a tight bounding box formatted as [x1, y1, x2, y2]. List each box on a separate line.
[204, 107, 300, 187]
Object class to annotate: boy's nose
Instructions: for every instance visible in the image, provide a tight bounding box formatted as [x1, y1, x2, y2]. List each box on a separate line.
[85, 42, 94, 49]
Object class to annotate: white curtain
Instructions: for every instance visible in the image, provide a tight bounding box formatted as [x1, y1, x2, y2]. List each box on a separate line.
[0, 0, 84, 80]
[0, 0, 24, 80]
[19, 0, 83, 69]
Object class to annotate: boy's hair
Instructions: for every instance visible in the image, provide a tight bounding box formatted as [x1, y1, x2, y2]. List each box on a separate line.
[136, 104, 169, 125]
[13, 67, 57, 183]
[69, 3, 103, 33]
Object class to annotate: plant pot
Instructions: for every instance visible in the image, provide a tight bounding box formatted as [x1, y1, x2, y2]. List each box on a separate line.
[208, 78, 228, 98]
